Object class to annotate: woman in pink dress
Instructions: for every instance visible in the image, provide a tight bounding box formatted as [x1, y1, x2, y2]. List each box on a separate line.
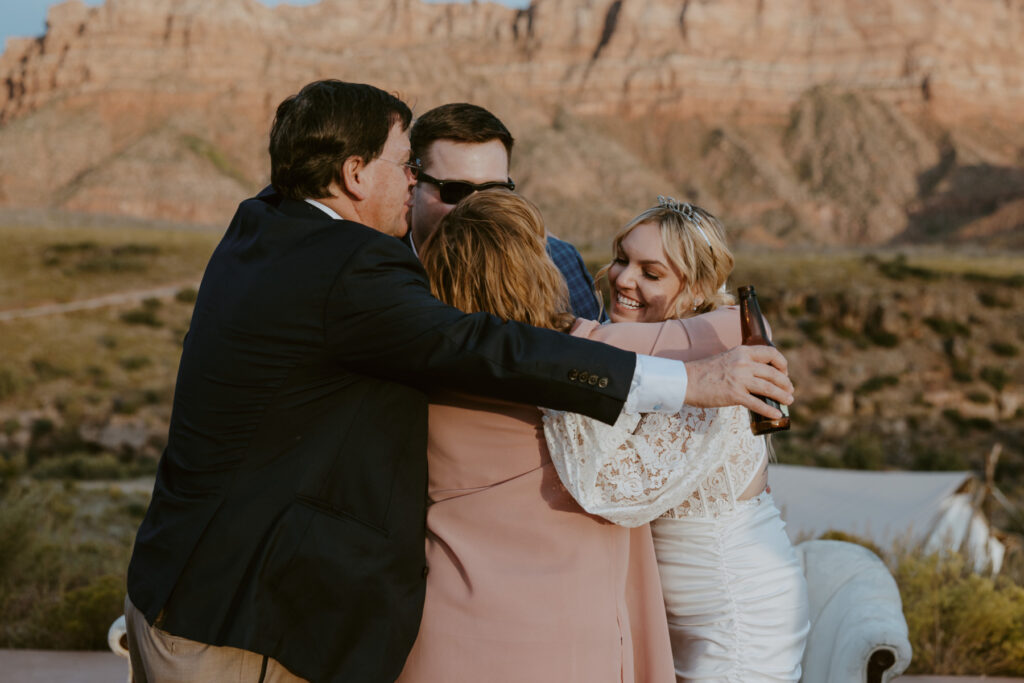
[394, 191, 675, 683]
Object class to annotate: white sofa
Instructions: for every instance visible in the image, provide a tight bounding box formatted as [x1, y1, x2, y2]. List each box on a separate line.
[795, 539, 913, 683]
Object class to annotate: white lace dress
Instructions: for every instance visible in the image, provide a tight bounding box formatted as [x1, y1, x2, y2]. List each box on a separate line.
[543, 404, 810, 683]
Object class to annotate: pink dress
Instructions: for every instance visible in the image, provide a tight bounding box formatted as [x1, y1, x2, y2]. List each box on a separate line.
[395, 390, 676, 683]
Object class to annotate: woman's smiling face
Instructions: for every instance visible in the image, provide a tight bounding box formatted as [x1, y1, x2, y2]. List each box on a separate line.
[607, 221, 686, 323]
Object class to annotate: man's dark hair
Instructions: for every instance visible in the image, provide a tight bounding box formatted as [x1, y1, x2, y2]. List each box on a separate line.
[270, 80, 412, 200]
[410, 103, 514, 171]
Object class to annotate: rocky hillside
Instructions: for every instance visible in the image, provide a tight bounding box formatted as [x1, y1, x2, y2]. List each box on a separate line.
[0, 0, 1022, 247]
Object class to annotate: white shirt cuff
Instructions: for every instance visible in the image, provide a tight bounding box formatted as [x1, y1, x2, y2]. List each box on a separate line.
[624, 354, 688, 414]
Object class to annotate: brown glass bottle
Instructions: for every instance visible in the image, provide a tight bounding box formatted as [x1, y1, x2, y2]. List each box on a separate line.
[738, 285, 790, 435]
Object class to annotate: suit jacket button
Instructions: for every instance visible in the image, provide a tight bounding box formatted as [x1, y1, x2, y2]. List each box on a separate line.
[568, 369, 578, 381]
[422, 566, 429, 578]
[598, 377, 608, 388]
[579, 371, 589, 382]
[588, 375, 598, 386]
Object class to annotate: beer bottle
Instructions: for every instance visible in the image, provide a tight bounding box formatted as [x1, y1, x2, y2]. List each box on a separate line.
[738, 285, 790, 435]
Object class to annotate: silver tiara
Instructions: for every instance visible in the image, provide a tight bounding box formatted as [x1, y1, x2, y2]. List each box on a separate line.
[657, 195, 712, 249]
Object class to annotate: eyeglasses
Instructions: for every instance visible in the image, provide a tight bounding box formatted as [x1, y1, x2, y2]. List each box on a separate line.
[408, 163, 515, 204]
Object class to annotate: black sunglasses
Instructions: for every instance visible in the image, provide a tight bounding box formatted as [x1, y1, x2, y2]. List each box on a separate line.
[410, 166, 515, 205]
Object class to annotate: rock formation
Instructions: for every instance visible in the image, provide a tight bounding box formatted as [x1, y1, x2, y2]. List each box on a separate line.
[1, 0, 1022, 246]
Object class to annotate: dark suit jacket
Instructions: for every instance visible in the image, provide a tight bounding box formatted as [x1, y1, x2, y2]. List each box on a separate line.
[126, 194, 636, 683]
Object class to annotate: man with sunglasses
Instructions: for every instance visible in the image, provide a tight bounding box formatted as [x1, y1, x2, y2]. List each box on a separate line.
[406, 103, 606, 321]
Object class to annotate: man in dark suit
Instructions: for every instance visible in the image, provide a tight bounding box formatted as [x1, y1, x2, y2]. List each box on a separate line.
[124, 80, 793, 683]
[405, 103, 607, 321]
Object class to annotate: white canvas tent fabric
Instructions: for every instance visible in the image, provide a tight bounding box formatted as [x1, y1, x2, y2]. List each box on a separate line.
[770, 464, 1004, 573]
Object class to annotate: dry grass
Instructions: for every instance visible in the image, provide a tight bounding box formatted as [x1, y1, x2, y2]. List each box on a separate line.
[0, 223, 218, 310]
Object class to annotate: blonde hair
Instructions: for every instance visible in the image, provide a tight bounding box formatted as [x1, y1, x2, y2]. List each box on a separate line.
[597, 201, 735, 319]
[419, 189, 574, 333]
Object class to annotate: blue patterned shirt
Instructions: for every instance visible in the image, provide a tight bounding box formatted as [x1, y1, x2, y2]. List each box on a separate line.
[546, 236, 607, 322]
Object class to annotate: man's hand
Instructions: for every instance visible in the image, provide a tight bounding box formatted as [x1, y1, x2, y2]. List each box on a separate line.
[683, 346, 794, 418]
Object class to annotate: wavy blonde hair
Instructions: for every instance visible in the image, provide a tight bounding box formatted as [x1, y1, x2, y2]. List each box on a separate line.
[597, 201, 735, 319]
[419, 189, 574, 333]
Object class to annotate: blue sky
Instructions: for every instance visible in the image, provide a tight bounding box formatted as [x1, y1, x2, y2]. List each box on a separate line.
[2, 0, 529, 50]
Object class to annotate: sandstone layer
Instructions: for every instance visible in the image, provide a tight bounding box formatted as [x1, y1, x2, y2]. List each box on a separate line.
[0, 0, 1022, 247]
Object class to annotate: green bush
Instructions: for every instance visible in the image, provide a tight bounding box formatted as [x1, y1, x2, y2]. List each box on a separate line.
[981, 366, 1010, 392]
[175, 287, 198, 304]
[896, 551, 1024, 675]
[943, 409, 994, 432]
[990, 342, 1019, 357]
[0, 368, 22, 401]
[876, 254, 939, 281]
[40, 574, 126, 650]
[118, 355, 152, 371]
[30, 358, 72, 381]
[858, 375, 900, 394]
[925, 316, 970, 337]
[911, 446, 967, 471]
[31, 453, 125, 480]
[797, 318, 825, 346]
[978, 291, 1011, 308]
[120, 298, 163, 327]
[840, 433, 886, 469]
[0, 485, 133, 649]
[119, 308, 162, 327]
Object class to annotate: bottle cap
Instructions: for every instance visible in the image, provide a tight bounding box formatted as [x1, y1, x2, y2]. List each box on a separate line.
[738, 285, 756, 297]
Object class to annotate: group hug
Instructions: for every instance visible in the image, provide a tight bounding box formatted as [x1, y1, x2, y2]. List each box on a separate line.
[121, 79, 808, 683]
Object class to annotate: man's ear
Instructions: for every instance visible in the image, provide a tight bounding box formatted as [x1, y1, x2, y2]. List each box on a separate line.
[338, 156, 367, 201]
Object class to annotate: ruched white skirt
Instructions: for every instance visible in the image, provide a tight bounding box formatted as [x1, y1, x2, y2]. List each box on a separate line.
[651, 493, 809, 683]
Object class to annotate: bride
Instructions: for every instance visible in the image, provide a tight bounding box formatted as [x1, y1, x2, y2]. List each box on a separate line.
[543, 196, 810, 682]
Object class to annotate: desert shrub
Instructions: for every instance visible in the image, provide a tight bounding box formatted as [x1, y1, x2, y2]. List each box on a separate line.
[31, 453, 125, 480]
[925, 316, 970, 337]
[119, 298, 163, 327]
[841, 433, 886, 470]
[40, 574, 126, 650]
[30, 358, 72, 381]
[804, 395, 833, 413]
[978, 291, 1012, 308]
[911, 446, 967, 471]
[866, 329, 899, 347]
[858, 375, 899, 394]
[876, 254, 939, 281]
[966, 391, 992, 404]
[175, 287, 198, 304]
[990, 341, 1019, 357]
[896, 551, 1024, 675]
[26, 420, 91, 466]
[0, 368, 21, 401]
[119, 308, 161, 327]
[943, 409, 994, 433]
[950, 357, 973, 383]
[797, 318, 825, 346]
[981, 366, 1010, 392]
[118, 355, 152, 371]
[773, 440, 841, 468]
[0, 485, 133, 649]
[963, 271, 1024, 288]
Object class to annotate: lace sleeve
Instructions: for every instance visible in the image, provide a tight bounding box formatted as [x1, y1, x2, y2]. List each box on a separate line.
[541, 405, 739, 527]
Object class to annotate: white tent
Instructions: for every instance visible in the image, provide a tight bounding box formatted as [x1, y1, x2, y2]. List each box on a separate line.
[770, 464, 1005, 573]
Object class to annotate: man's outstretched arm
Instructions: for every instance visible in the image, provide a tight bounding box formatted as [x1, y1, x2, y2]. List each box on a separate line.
[684, 345, 793, 418]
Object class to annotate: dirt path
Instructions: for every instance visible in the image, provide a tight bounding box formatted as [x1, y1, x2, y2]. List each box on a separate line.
[0, 281, 199, 322]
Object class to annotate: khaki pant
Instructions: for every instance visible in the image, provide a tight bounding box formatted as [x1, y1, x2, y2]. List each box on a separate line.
[124, 596, 308, 683]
